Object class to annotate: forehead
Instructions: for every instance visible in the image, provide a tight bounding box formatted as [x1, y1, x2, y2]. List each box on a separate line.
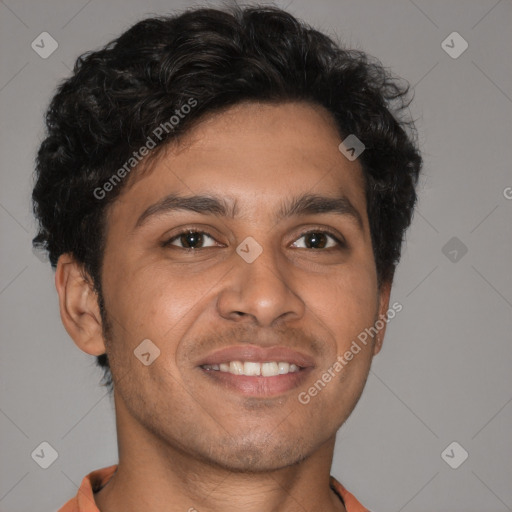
[111, 101, 367, 227]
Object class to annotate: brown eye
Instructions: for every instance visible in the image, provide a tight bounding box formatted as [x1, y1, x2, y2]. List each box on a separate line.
[292, 230, 344, 250]
[163, 230, 217, 249]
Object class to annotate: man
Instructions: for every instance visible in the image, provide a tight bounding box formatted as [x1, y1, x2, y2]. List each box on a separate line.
[32, 4, 422, 511]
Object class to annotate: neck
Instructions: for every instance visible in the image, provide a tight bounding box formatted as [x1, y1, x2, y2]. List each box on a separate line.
[94, 394, 346, 512]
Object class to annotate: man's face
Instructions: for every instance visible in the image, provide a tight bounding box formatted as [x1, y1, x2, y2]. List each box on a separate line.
[99, 101, 389, 471]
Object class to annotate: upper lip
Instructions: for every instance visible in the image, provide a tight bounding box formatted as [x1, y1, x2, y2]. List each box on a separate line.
[197, 345, 316, 368]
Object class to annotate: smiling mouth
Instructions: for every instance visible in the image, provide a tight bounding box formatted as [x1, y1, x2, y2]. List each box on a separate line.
[196, 345, 314, 396]
[201, 361, 302, 377]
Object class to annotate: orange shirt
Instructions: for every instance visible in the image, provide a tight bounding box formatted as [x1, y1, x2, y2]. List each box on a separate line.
[59, 464, 370, 512]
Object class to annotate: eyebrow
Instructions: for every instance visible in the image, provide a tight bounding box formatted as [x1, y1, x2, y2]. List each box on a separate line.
[134, 192, 364, 231]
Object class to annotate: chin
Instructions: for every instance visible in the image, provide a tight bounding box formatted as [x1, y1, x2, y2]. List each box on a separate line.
[202, 435, 311, 473]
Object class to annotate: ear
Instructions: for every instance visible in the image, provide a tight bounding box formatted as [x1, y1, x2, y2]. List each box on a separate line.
[373, 279, 392, 356]
[55, 253, 106, 356]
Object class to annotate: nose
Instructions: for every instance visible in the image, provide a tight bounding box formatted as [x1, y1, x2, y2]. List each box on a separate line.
[216, 241, 306, 328]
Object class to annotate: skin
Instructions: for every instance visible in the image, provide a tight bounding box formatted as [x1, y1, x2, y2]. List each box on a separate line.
[56, 101, 392, 512]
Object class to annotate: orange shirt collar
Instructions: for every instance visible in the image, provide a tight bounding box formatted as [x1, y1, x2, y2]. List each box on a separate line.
[59, 465, 370, 512]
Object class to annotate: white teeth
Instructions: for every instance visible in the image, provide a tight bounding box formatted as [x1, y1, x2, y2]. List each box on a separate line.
[202, 361, 301, 376]
[243, 361, 261, 376]
[230, 361, 244, 375]
[261, 362, 279, 376]
[278, 362, 290, 374]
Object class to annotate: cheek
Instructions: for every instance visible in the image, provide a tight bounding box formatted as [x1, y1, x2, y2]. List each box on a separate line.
[101, 256, 224, 352]
[308, 257, 378, 351]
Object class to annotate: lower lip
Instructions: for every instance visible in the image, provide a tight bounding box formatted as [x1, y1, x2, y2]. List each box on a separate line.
[199, 367, 313, 397]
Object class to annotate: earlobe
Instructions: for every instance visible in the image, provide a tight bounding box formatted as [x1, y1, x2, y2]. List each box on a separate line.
[55, 254, 106, 357]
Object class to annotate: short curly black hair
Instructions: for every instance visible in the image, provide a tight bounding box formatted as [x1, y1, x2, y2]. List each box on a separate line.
[32, 3, 422, 389]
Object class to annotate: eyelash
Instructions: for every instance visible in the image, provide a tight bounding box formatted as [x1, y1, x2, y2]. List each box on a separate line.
[161, 228, 346, 250]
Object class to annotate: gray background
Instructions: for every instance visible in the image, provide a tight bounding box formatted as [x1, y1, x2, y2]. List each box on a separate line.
[1, 0, 511, 510]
